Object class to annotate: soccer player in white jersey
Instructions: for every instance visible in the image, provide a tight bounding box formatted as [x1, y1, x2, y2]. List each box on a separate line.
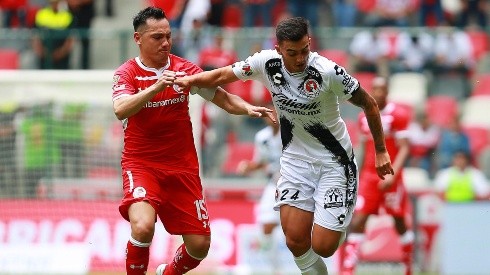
[237, 103, 282, 270]
[175, 17, 394, 274]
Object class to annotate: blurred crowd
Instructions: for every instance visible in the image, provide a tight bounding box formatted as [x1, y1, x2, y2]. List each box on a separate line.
[1, 0, 490, 200]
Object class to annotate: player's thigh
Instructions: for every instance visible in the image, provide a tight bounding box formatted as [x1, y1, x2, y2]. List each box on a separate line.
[128, 201, 157, 240]
[280, 204, 314, 252]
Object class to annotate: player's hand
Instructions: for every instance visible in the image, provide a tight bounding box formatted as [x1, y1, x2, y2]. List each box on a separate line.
[153, 70, 179, 91]
[378, 174, 395, 191]
[174, 73, 191, 92]
[246, 105, 277, 124]
[236, 160, 250, 175]
[375, 151, 394, 180]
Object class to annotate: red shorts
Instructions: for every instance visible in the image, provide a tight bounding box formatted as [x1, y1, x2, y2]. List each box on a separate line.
[119, 163, 210, 236]
[355, 171, 409, 217]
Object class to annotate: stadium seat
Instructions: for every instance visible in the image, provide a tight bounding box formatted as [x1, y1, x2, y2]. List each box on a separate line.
[402, 167, 432, 194]
[356, 0, 376, 13]
[0, 49, 20, 69]
[425, 95, 459, 128]
[220, 140, 255, 177]
[319, 49, 348, 68]
[461, 95, 490, 128]
[467, 30, 489, 61]
[224, 80, 270, 104]
[388, 72, 428, 110]
[462, 125, 490, 160]
[472, 73, 490, 96]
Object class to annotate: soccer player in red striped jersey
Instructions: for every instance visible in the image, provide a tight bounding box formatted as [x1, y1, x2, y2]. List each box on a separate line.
[112, 7, 274, 275]
[340, 76, 414, 275]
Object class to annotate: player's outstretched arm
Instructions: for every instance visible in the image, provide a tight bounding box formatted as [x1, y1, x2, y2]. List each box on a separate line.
[175, 65, 237, 90]
[348, 86, 394, 179]
[211, 87, 276, 123]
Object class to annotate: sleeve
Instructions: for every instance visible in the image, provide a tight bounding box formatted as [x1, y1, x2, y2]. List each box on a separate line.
[112, 67, 136, 102]
[328, 62, 359, 102]
[231, 51, 266, 82]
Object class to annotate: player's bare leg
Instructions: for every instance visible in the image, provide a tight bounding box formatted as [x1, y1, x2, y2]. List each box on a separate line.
[280, 205, 328, 274]
[127, 201, 156, 275]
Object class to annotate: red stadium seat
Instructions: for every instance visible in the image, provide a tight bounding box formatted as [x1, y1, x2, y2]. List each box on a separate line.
[221, 140, 255, 176]
[467, 30, 489, 60]
[0, 49, 20, 69]
[224, 80, 270, 104]
[472, 73, 490, 96]
[356, 0, 376, 13]
[319, 49, 348, 68]
[463, 125, 490, 160]
[425, 95, 459, 128]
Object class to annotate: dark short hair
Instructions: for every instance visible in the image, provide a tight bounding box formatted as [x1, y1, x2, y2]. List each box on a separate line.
[133, 7, 166, 31]
[276, 17, 309, 43]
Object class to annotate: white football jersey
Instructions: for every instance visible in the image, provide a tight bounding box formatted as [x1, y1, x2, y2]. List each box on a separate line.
[253, 126, 282, 179]
[232, 50, 359, 164]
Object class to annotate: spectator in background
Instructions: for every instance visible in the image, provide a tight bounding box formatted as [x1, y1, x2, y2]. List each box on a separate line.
[433, 28, 475, 76]
[207, 0, 225, 26]
[406, 111, 440, 177]
[366, 0, 416, 27]
[20, 103, 60, 198]
[32, 0, 74, 69]
[330, 0, 358, 27]
[68, 0, 95, 69]
[198, 33, 237, 71]
[457, 0, 488, 29]
[434, 150, 490, 202]
[242, 0, 275, 27]
[179, 0, 211, 62]
[349, 29, 390, 76]
[0, 102, 19, 197]
[287, 0, 320, 29]
[435, 115, 471, 170]
[392, 31, 434, 73]
[419, 0, 445, 26]
[0, 0, 27, 28]
[237, 103, 282, 272]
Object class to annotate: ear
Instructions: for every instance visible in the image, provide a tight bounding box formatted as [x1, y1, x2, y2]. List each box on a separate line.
[274, 44, 282, 55]
[134, 32, 141, 45]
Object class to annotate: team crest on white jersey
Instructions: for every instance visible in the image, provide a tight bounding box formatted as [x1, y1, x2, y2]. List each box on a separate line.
[241, 63, 253, 77]
[303, 79, 320, 95]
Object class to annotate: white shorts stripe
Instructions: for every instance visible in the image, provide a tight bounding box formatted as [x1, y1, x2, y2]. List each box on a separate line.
[126, 170, 134, 193]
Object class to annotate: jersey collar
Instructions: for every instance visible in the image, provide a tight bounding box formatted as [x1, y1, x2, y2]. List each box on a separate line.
[135, 56, 171, 73]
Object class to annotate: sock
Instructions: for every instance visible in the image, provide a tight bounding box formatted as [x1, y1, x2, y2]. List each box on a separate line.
[400, 230, 414, 275]
[126, 236, 151, 275]
[165, 243, 204, 275]
[341, 233, 364, 273]
[293, 247, 328, 275]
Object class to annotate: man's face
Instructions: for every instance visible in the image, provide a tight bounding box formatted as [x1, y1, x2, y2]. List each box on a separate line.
[275, 35, 311, 73]
[134, 18, 172, 67]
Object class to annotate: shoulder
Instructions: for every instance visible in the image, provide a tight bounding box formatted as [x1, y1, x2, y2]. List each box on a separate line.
[114, 59, 137, 77]
[171, 54, 203, 75]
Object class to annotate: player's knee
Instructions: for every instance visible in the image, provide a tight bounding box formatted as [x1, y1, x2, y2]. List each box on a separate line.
[130, 219, 155, 240]
[185, 236, 211, 259]
[285, 235, 310, 255]
[312, 242, 337, 258]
